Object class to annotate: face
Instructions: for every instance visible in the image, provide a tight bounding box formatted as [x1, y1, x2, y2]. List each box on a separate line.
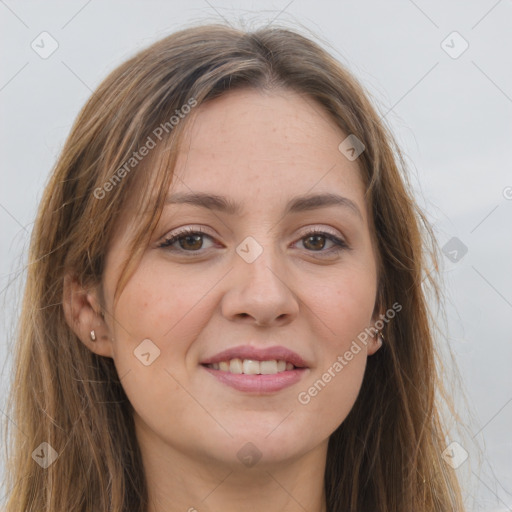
[82, 88, 381, 469]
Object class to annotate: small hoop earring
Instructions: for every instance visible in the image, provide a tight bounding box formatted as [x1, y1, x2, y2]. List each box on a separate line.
[376, 329, 385, 345]
[90, 330, 97, 341]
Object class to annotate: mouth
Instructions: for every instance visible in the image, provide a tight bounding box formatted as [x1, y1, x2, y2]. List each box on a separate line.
[202, 359, 298, 375]
[200, 345, 309, 393]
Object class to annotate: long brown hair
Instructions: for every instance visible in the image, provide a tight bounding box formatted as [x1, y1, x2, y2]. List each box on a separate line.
[3, 23, 465, 511]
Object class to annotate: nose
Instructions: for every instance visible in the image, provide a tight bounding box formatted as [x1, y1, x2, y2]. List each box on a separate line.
[220, 242, 300, 327]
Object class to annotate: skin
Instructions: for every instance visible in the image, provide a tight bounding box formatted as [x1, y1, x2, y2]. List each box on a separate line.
[64, 88, 383, 512]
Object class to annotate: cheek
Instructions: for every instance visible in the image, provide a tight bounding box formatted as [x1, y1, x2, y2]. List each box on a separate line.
[105, 262, 219, 451]
[294, 265, 376, 428]
[308, 264, 377, 347]
[109, 260, 212, 345]
[297, 353, 366, 423]
[294, 317, 370, 441]
[105, 260, 219, 405]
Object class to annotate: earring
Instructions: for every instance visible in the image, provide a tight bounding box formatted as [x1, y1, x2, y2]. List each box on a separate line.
[376, 329, 385, 346]
[90, 330, 97, 341]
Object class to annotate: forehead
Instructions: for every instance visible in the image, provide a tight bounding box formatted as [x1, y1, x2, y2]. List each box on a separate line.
[171, 88, 368, 218]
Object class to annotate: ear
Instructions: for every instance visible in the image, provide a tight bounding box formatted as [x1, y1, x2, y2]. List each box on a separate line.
[367, 306, 385, 356]
[62, 274, 114, 358]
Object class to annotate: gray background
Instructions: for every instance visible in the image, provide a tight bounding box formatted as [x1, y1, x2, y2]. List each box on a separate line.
[1, 1, 511, 510]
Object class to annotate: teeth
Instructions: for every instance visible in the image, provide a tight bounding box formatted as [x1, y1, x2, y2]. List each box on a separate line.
[242, 359, 260, 375]
[230, 358, 243, 374]
[207, 359, 296, 375]
[260, 360, 278, 374]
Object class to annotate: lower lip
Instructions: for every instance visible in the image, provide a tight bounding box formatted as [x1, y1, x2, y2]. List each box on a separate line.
[202, 366, 308, 393]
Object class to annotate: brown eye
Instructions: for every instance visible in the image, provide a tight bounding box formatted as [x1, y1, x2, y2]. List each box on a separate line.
[178, 234, 203, 251]
[302, 234, 327, 251]
[158, 227, 215, 253]
[296, 230, 349, 256]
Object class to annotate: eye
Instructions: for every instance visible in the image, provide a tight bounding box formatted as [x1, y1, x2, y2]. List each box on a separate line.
[295, 229, 349, 256]
[157, 227, 350, 257]
[158, 227, 216, 254]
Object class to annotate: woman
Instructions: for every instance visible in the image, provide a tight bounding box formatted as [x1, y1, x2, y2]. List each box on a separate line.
[3, 23, 465, 511]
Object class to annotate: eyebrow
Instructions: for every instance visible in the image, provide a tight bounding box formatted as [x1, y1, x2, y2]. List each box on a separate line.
[165, 191, 363, 220]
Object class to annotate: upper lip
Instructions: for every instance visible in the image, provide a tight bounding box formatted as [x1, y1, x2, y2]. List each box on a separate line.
[201, 345, 309, 368]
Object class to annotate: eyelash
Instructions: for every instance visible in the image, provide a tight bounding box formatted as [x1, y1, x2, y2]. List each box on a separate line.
[157, 227, 349, 257]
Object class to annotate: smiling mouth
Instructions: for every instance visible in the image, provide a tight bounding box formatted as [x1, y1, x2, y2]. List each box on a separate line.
[203, 359, 299, 375]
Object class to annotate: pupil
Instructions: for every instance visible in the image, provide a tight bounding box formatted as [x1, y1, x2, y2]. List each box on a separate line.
[181, 235, 202, 250]
[305, 235, 325, 250]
